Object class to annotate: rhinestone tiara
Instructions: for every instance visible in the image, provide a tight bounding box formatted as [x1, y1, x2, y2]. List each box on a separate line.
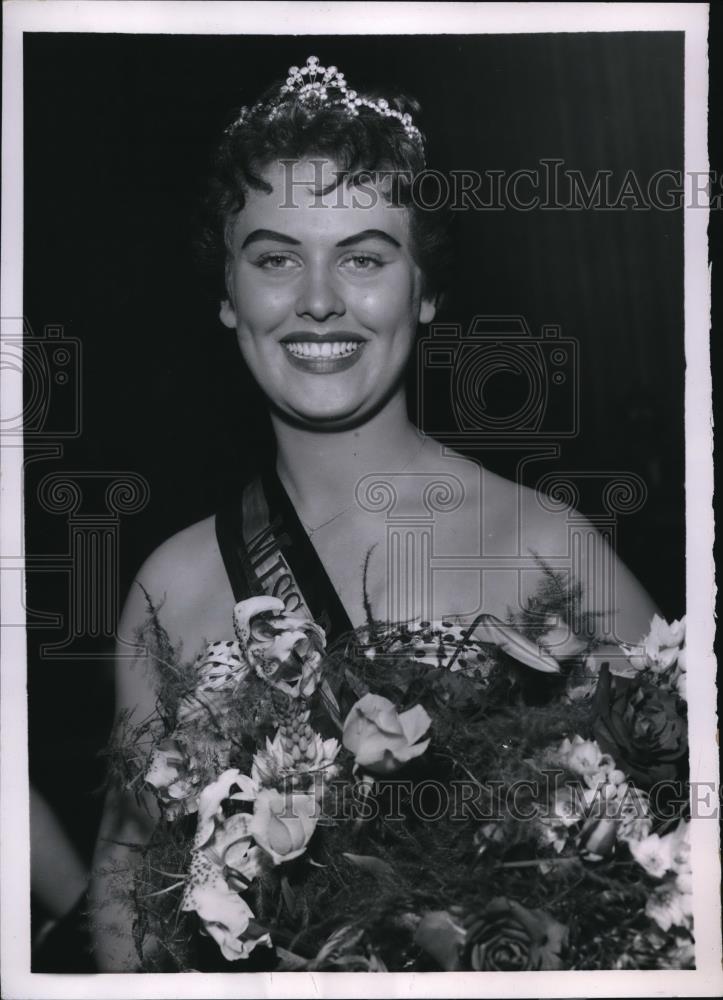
[227, 55, 424, 152]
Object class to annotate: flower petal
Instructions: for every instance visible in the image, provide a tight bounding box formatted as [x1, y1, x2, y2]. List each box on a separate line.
[182, 851, 255, 961]
[211, 811, 254, 860]
[538, 626, 589, 660]
[398, 704, 432, 746]
[251, 788, 319, 865]
[354, 730, 410, 768]
[356, 694, 406, 737]
[145, 740, 184, 790]
[473, 615, 560, 673]
[393, 737, 431, 766]
[233, 597, 286, 647]
[195, 769, 246, 848]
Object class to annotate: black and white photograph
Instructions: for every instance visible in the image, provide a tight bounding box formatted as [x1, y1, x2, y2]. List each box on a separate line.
[1, 2, 720, 997]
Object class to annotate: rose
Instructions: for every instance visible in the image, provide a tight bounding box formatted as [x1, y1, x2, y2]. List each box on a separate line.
[592, 663, 687, 789]
[463, 898, 568, 970]
[144, 738, 202, 819]
[250, 788, 319, 865]
[233, 597, 326, 699]
[342, 693, 431, 774]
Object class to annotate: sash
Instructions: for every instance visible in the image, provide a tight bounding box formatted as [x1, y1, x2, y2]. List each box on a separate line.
[214, 469, 354, 644]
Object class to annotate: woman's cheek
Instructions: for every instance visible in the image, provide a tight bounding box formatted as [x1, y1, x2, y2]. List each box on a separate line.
[236, 270, 295, 328]
[354, 277, 412, 328]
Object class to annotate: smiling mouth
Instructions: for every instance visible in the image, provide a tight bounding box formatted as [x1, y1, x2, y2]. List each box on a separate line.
[281, 340, 365, 374]
[283, 341, 360, 359]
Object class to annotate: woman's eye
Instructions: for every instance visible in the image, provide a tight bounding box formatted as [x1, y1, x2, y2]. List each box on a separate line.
[340, 254, 384, 271]
[255, 253, 299, 270]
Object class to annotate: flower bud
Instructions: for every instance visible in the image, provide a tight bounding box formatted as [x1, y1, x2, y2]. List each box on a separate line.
[581, 817, 618, 858]
[342, 693, 431, 774]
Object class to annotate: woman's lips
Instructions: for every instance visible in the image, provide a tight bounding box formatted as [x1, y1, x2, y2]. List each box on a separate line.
[281, 340, 365, 374]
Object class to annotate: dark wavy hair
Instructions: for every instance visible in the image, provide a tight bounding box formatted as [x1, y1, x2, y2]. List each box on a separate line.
[195, 78, 455, 305]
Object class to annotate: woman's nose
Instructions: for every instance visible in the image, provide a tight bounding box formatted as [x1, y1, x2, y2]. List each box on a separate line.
[295, 266, 346, 322]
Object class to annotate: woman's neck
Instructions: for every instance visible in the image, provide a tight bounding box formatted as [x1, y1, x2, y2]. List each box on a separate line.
[271, 392, 425, 518]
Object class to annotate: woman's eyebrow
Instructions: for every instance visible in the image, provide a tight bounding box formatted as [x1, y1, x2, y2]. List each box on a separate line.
[336, 229, 402, 249]
[241, 229, 301, 249]
[239, 227, 402, 250]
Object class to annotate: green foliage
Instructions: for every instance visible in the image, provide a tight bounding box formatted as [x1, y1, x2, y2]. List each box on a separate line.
[510, 553, 602, 644]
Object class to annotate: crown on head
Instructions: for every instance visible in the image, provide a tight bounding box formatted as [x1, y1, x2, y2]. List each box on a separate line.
[228, 55, 424, 152]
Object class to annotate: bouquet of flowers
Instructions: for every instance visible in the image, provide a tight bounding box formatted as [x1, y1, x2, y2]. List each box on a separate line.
[105, 570, 691, 972]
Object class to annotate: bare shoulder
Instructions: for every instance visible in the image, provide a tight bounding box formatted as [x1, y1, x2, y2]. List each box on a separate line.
[423, 442, 657, 641]
[136, 515, 222, 597]
[119, 515, 235, 656]
[422, 441, 569, 552]
[511, 475, 658, 643]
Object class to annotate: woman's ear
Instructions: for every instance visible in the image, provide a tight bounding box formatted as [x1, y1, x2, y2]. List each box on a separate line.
[219, 298, 237, 329]
[219, 260, 237, 328]
[419, 295, 437, 326]
[218, 252, 236, 330]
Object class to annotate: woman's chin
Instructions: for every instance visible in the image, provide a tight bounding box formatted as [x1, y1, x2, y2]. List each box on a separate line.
[287, 408, 366, 430]
[274, 397, 371, 430]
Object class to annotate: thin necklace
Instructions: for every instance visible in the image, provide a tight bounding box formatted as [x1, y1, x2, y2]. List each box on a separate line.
[292, 437, 427, 538]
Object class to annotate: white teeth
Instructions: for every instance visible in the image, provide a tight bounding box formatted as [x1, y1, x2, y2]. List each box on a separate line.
[283, 341, 360, 359]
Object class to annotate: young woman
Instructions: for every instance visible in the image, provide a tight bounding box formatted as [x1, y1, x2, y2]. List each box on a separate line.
[89, 56, 658, 970]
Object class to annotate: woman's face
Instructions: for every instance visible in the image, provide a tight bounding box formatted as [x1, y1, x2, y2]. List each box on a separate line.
[220, 159, 436, 427]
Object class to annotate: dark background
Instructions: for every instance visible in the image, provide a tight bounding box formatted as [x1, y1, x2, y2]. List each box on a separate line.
[23, 32, 686, 867]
